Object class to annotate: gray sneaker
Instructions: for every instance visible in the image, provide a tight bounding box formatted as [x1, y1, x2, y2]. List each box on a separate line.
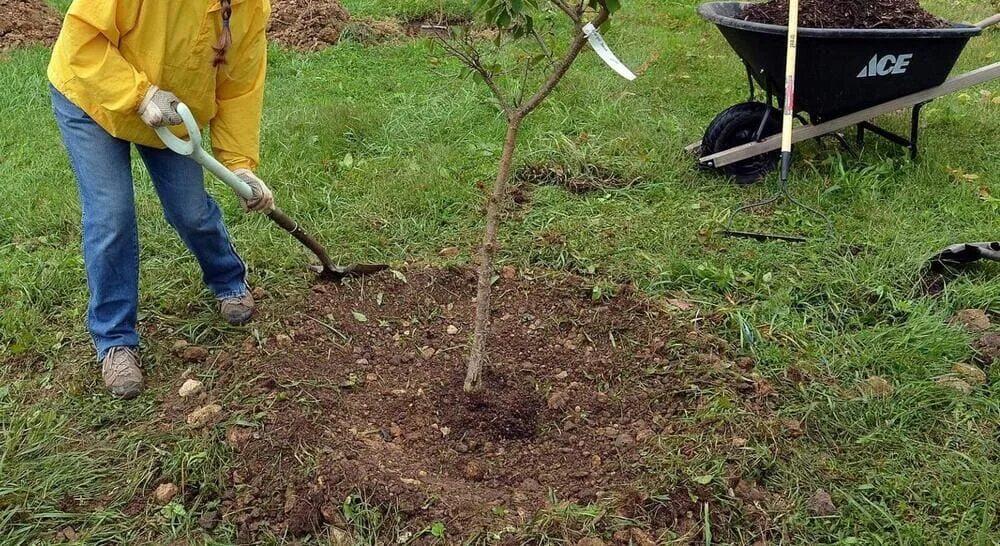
[220, 292, 255, 325]
[102, 346, 144, 399]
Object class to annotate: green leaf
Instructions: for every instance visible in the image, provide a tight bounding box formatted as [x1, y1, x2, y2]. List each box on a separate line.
[430, 521, 446, 537]
[351, 311, 368, 323]
[693, 474, 714, 485]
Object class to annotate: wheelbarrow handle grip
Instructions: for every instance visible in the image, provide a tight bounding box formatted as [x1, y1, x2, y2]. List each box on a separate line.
[977, 13, 1000, 29]
[153, 103, 255, 201]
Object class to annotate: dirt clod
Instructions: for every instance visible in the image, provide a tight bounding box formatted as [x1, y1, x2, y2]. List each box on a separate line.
[952, 309, 992, 332]
[178, 379, 204, 398]
[861, 375, 893, 397]
[742, 0, 947, 29]
[809, 489, 837, 516]
[975, 334, 1000, 365]
[154, 483, 179, 505]
[546, 390, 570, 410]
[936, 376, 973, 394]
[577, 538, 607, 546]
[951, 362, 986, 386]
[227, 426, 254, 451]
[268, 0, 350, 51]
[198, 510, 220, 530]
[58, 527, 78, 542]
[187, 404, 223, 428]
[181, 346, 210, 363]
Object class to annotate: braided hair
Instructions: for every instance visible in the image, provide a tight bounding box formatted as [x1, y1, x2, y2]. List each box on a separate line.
[213, 0, 233, 66]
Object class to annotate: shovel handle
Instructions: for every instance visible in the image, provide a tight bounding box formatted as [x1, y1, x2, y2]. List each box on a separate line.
[153, 103, 255, 201]
[977, 13, 1000, 29]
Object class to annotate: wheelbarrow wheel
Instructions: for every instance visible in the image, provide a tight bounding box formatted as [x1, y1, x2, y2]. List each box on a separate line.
[701, 102, 781, 185]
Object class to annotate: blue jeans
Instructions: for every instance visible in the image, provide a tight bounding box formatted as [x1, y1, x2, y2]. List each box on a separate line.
[51, 87, 248, 360]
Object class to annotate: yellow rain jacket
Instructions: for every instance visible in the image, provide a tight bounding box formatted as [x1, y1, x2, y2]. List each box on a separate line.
[48, 0, 270, 171]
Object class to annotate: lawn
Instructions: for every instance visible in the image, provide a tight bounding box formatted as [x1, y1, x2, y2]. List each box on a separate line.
[2, 0, 999, 544]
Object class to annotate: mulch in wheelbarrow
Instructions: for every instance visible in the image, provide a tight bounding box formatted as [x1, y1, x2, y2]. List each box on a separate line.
[742, 0, 949, 29]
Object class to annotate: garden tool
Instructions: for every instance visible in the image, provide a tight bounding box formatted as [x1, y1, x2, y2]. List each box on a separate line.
[155, 103, 388, 282]
[927, 241, 1000, 272]
[722, 0, 833, 242]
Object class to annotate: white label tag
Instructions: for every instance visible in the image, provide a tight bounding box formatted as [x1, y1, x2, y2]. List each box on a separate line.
[583, 23, 637, 81]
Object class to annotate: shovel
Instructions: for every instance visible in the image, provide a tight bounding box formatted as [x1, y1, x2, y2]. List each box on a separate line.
[154, 103, 388, 282]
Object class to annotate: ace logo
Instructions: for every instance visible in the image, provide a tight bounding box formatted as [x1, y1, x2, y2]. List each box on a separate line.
[858, 53, 914, 78]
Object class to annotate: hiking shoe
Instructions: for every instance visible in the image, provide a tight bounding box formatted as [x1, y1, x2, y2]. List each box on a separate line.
[220, 292, 255, 325]
[102, 346, 143, 399]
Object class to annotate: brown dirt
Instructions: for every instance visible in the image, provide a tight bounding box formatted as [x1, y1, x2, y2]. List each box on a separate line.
[741, 0, 949, 29]
[0, 0, 61, 51]
[348, 15, 474, 44]
[208, 267, 763, 541]
[517, 163, 641, 193]
[268, 0, 351, 51]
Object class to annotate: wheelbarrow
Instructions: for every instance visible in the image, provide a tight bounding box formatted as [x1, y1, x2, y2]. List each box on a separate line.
[689, 2, 1000, 183]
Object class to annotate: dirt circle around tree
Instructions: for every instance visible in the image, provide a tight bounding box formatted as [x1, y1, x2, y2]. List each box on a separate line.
[185, 267, 775, 541]
[0, 0, 62, 51]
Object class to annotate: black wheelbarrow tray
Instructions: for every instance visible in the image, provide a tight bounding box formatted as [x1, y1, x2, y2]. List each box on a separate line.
[689, 2, 1000, 182]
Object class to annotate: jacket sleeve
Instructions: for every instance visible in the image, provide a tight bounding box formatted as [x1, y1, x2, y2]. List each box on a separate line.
[57, 0, 149, 114]
[211, 1, 269, 172]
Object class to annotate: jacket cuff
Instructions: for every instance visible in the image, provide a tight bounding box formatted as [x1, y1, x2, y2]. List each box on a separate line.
[134, 80, 153, 113]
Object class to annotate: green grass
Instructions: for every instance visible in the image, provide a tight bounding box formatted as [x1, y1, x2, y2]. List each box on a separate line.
[3, 0, 1000, 543]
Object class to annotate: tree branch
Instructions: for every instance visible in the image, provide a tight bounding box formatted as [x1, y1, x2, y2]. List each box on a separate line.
[518, 6, 610, 116]
[549, 0, 580, 22]
[437, 36, 513, 113]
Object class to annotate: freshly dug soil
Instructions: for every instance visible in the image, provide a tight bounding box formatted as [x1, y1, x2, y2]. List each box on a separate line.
[0, 0, 61, 51]
[268, 0, 351, 51]
[742, 0, 949, 29]
[208, 268, 765, 541]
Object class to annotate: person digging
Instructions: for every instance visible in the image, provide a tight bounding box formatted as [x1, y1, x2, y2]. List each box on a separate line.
[49, 0, 272, 399]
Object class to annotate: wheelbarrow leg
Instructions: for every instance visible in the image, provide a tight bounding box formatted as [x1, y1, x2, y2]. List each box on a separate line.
[909, 102, 926, 160]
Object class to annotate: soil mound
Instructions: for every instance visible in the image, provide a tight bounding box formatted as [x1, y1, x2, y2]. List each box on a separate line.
[268, 0, 350, 51]
[742, 0, 949, 29]
[208, 268, 768, 541]
[0, 0, 61, 51]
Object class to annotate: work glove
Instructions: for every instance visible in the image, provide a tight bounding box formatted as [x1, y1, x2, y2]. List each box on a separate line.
[138, 85, 183, 128]
[234, 169, 275, 213]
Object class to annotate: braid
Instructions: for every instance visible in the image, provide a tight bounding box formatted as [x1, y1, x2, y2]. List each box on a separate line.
[213, 0, 233, 66]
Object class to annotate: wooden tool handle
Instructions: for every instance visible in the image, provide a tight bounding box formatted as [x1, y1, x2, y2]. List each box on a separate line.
[977, 13, 1000, 29]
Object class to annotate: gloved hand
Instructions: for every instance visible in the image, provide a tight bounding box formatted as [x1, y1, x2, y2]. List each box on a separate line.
[138, 85, 183, 128]
[234, 169, 275, 213]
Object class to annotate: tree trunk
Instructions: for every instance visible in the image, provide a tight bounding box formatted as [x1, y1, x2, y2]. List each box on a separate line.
[465, 114, 523, 393]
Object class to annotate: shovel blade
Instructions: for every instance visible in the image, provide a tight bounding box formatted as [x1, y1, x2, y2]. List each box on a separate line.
[309, 263, 390, 282]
